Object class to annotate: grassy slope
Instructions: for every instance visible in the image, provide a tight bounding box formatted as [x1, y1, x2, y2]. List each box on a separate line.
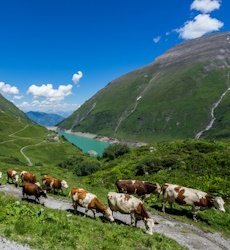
[0, 194, 185, 250]
[0, 94, 28, 120]
[59, 63, 229, 142]
[82, 140, 230, 236]
[0, 111, 82, 165]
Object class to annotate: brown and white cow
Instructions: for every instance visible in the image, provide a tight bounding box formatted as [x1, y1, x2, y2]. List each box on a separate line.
[42, 175, 68, 193]
[107, 192, 156, 235]
[20, 171, 40, 186]
[7, 169, 19, 187]
[71, 188, 114, 222]
[116, 180, 161, 199]
[162, 183, 225, 220]
[22, 182, 47, 203]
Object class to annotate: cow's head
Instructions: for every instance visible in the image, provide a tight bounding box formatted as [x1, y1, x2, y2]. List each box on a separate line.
[144, 218, 155, 235]
[61, 180, 69, 189]
[14, 174, 19, 187]
[212, 197, 225, 212]
[20, 171, 27, 178]
[104, 207, 114, 222]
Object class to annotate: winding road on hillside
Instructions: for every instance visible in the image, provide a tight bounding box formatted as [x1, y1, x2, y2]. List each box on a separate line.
[0, 184, 229, 250]
[0, 124, 45, 166]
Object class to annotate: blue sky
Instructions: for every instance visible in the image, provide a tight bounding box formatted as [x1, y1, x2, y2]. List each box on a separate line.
[0, 0, 229, 115]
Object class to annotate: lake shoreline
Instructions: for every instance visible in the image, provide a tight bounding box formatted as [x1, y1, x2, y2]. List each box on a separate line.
[47, 126, 147, 148]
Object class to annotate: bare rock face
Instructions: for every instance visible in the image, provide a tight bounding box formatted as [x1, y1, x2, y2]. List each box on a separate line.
[155, 32, 230, 70]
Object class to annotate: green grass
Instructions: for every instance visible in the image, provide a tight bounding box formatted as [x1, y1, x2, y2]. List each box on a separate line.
[0, 193, 186, 250]
[80, 140, 230, 236]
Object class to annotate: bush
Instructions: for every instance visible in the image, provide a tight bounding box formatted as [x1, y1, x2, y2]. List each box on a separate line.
[103, 144, 130, 160]
[75, 159, 101, 176]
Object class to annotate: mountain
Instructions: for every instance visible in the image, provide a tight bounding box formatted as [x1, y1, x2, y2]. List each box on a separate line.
[26, 111, 64, 126]
[0, 93, 29, 121]
[58, 32, 230, 142]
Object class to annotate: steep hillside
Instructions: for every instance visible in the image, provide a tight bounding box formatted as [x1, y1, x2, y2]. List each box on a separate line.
[0, 93, 28, 121]
[0, 94, 83, 167]
[59, 32, 230, 142]
[26, 111, 64, 126]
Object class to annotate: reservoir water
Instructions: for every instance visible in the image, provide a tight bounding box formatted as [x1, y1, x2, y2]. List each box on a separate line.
[59, 131, 110, 156]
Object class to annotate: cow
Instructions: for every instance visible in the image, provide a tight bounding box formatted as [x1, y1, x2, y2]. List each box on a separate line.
[20, 171, 40, 186]
[0, 172, 2, 185]
[42, 175, 68, 194]
[116, 179, 161, 199]
[107, 192, 156, 235]
[22, 182, 47, 203]
[70, 188, 114, 222]
[162, 183, 225, 220]
[7, 169, 19, 187]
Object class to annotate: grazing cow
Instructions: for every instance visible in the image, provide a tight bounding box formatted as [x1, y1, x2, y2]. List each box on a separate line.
[7, 169, 19, 187]
[116, 180, 161, 199]
[20, 171, 39, 185]
[71, 188, 114, 222]
[162, 183, 225, 220]
[22, 182, 47, 203]
[42, 175, 68, 193]
[107, 192, 156, 235]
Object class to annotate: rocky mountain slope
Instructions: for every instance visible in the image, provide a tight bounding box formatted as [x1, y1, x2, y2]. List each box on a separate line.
[58, 32, 230, 142]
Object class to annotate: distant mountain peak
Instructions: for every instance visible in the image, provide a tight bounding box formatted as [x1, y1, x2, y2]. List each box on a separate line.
[26, 111, 64, 126]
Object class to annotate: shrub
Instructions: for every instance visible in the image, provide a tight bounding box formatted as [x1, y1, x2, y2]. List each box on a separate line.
[103, 144, 130, 160]
[75, 159, 101, 176]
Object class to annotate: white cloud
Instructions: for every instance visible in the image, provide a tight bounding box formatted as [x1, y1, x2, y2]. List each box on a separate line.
[17, 100, 79, 114]
[177, 14, 223, 39]
[27, 83, 72, 102]
[0, 81, 19, 95]
[153, 36, 161, 43]
[191, 0, 221, 13]
[72, 71, 83, 84]
[13, 95, 24, 100]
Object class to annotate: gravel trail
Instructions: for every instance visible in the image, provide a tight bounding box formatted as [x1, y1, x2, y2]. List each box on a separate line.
[0, 185, 229, 250]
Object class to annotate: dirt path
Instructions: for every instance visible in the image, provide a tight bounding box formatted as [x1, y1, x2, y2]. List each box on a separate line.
[20, 141, 46, 166]
[0, 236, 31, 250]
[0, 185, 229, 250]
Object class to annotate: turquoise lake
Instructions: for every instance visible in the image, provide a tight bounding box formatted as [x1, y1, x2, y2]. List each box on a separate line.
[59, 131, 110, 156]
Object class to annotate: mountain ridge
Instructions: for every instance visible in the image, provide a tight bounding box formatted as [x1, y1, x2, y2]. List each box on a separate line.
[58, 32, 230, 142]
[26, 111, 64, 126]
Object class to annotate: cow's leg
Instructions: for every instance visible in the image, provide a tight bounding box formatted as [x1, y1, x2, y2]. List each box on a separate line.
[92, 209, 96, 219]
[73, 203, 78, 214]
[162, 197, 166, 213]
[192, 206, 199, 221]
[169, 202, 173, 210]
[130, 213, 136, 226]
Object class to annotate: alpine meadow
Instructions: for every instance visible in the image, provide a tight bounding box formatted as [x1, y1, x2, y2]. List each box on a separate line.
[0, 1, 230, 249]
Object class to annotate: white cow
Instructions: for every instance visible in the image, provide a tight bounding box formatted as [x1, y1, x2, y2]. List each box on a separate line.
[162, 183, 225, 220]
[107, 192, 156, 235]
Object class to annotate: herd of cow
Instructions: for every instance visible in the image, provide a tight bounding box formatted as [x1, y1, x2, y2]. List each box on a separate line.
[1, 169, 226, 235]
